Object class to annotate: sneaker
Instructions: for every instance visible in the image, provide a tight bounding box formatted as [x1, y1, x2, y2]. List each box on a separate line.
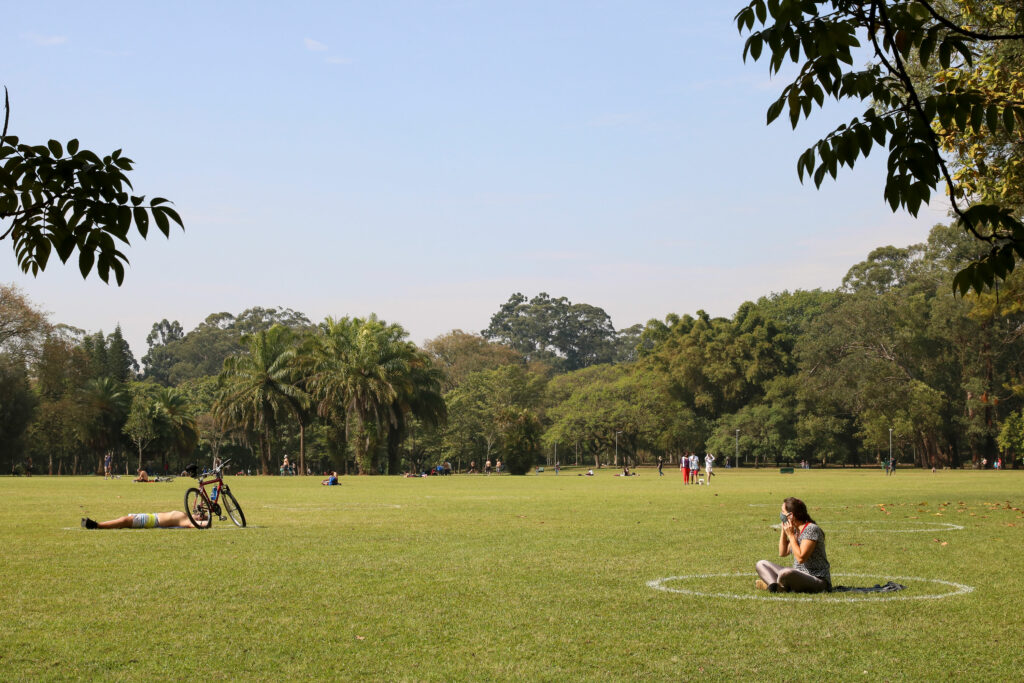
[755, 579, 769, 591]
[81, 518, 98, 529]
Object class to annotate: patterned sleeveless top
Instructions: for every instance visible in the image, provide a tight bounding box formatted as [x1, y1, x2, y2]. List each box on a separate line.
[794, 523, 831, 586]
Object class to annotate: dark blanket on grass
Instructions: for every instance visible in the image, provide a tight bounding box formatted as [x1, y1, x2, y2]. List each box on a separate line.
[832, 581, 905, 593]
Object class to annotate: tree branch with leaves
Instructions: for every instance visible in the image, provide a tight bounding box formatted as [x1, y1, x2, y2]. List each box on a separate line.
[1, 87, 183, 284]
[737, 0, 1024, 294]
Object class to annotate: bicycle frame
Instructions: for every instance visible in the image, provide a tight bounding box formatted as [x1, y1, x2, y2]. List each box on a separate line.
[185, 459, 245, 528]
[195, 470, 226, 514]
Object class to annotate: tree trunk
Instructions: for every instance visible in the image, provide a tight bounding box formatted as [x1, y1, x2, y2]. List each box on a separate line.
[259, 430, 270, 475]
[299, 422, 306, 475]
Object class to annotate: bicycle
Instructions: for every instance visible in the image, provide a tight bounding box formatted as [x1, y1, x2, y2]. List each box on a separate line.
[184, 459, 246, 529]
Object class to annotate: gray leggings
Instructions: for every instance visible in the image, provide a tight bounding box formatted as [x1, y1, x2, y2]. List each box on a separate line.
[756, 560, 830, 593]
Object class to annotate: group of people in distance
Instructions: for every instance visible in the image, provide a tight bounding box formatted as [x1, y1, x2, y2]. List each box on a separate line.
[680, 452, 715, 485]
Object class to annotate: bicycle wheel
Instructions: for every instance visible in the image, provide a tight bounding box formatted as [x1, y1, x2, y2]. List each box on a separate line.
[221, 489, 246, 528]
[184, 488, 212, 529]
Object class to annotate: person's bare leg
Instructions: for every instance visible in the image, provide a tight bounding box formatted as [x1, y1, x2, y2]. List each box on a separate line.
[94, 515, 137, 529]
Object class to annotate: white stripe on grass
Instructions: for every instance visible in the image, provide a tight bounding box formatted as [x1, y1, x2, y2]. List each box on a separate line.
[647, 573, 974, 602]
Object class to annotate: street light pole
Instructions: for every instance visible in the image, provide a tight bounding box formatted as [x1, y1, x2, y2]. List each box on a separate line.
[735, 429, 739, 469]
[615, 431, 622, 467]
[889, 428, 893, 470]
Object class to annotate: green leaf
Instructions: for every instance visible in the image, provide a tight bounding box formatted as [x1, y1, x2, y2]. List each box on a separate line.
[152, 206, 170, 236]
[163, 206, 184, 228]
[1004, 106, 1016, 136]
[767, 97, 786, 125]
[47, 139, 63, 158]
[133, 206, 149, 238]
[969, 104, 985, 134]
[78, 248, 95, 279]
[67, 139, 79, 156]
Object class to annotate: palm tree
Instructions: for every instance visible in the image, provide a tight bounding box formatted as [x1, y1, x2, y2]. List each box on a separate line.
[305, 316, 421, 474]
[385, 348, 447, 473]
[154, 386, 199, 471]
[215, 326, 307, 475]
[77, 377, 129, 474]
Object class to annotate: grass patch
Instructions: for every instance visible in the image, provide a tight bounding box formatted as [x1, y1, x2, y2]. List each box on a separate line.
[1, 468, 1021, 680]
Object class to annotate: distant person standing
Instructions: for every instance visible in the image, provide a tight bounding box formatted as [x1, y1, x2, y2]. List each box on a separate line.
[658, 455, 664, 477]
[705, 452, 715, 485]
[496, 459, 502, 474]
[887, 456, 896, 475]
[689, 453, 700, 484]
[104, 452, 113, 479]
[484, 460, 492, 475]
[681, 453, 690, 484]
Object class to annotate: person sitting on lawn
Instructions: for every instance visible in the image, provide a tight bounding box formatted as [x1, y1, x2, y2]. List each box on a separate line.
[133, 469, 152, 482]
[755, 497, 832, 593]
[81, 510, 202, 529]
[321, 471, 339, 486]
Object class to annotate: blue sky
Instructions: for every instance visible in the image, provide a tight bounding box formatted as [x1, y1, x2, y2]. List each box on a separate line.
[2, 1, 947, 358]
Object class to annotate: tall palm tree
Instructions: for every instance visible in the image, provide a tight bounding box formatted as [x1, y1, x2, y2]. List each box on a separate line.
[305, 316, 418, 474]
[386, 348, 447, 473]
[154, 386, 199, 471]
[215, 326, 307, 475]
[77, 377, 129, 474]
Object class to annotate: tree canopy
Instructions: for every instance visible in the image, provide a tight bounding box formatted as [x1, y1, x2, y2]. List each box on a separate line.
[736, 0, 1024, 293]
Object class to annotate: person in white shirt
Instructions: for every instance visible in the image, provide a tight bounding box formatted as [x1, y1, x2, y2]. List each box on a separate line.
[689, 454, 699, 484]
[705, 452, 715, 485]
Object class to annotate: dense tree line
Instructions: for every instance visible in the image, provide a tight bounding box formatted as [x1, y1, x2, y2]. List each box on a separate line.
[2, 222, 1024, 474]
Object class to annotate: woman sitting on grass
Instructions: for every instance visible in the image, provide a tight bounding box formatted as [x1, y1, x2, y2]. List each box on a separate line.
[81, 511, 202, 529]
[755, 497, 831, 593]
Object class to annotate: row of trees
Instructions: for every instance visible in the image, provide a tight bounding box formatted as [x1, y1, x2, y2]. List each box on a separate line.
[2, 222, 1024, 473]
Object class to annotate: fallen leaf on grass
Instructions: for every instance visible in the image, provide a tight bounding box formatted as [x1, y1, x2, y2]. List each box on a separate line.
[356, 635, 365, 641]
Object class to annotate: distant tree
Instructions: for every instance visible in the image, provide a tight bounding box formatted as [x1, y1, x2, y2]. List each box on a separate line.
[482, 292, 618, 370]
[216, 326, 306, 475]
[142, 308, 312, 385]
[123, 388, 158, 471]
[153, 386, 199, 471]
[304, 316, 421, 475]
[0, 353, 37, 470]
[424, 329, 522, 391]
[0, 283, 50, 364]
[76, 377, 129, 474]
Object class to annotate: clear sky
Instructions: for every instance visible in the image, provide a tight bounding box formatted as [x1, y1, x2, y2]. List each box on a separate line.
[2, 1, 948, 359]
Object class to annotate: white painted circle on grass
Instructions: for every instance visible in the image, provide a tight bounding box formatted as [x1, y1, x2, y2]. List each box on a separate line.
[647, 572, 974, 601]
[767, 520, 964, 533]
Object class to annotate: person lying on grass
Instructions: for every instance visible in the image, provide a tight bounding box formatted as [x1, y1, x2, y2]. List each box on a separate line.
[81, 510, 203, 529]
[755, 497, 831, 594]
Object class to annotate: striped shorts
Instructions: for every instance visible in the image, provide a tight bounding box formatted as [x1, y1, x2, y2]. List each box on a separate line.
[130, 513, 159, 529]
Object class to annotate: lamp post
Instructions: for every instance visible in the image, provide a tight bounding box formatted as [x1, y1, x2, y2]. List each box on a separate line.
[615, 431, 623, 467]
[889, 428, 893, 470]
[735, 429, 739, 469]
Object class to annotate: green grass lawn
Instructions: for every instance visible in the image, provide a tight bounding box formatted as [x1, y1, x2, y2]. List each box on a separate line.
[1, 467, 1021, 681]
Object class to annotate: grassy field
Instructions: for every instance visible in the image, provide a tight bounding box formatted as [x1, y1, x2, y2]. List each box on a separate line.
[1, 467, 1021, 681]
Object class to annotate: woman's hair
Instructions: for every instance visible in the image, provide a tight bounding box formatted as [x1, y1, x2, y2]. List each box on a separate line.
[783, 497, 815, 524]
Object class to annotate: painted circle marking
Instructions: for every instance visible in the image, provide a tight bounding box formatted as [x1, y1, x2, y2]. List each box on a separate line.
[647, 572, 974, 601]
[767, 520, 964, 533]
